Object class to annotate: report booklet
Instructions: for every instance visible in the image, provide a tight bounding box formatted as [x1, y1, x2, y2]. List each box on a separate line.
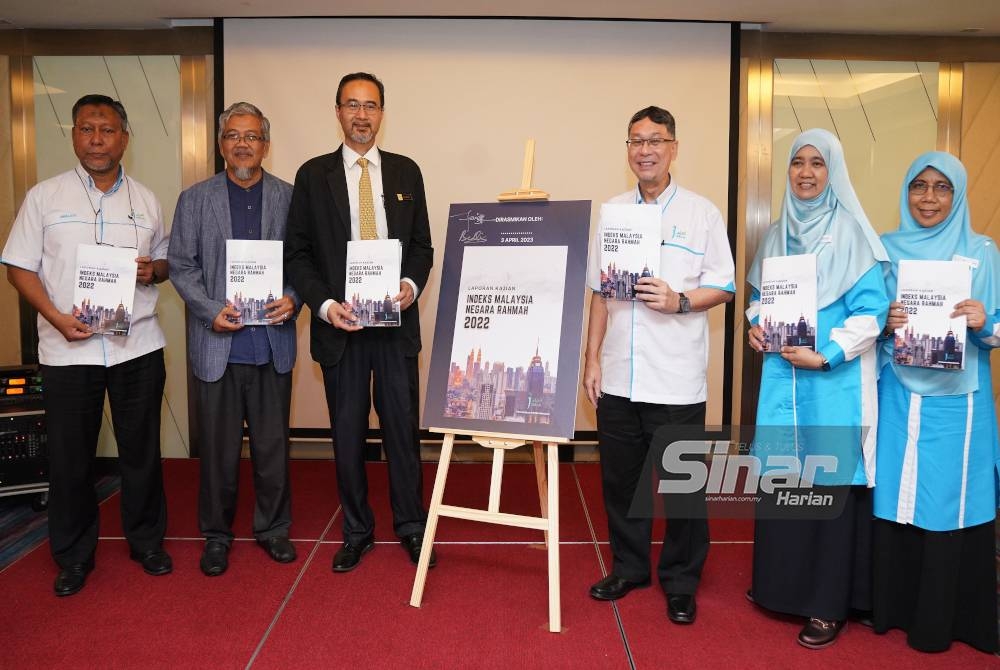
[73, 244, 137, 336]
[597, 203, 661, 300]
[759, 253, 817, 352]
[893, 259, 971, 370]
[226, 239, 283, 326]
[345, 239, 402, 327]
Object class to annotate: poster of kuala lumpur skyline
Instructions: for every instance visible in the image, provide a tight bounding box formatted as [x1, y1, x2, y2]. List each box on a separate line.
[444, 245, 564, 426]
[423, 200, 591, 440]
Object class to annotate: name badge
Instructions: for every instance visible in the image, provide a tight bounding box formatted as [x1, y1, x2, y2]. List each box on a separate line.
[952, 254, 979, 269]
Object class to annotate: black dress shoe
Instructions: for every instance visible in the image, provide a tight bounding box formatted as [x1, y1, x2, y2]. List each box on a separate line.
[129, 548, 173, 576]
[54, 559, 94, 597]
[588, 574, 650, 601]
[257, 536, 297, 563]
[798, 618, 846, 649]
[200, 541, 229, 577]
[332, 537, 375, 573]
[667, 594, 697, 624]
[400, 534, 437, 568]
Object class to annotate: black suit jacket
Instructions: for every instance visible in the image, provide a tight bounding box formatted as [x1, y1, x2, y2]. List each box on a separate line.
[284, 147, 434, 366]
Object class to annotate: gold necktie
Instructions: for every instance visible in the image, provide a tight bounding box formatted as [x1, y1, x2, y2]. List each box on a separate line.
[358, 157, 377, 240]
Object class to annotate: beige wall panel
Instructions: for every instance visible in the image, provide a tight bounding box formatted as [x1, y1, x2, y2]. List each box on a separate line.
[960, 63, 1000, 424]
[962, 63, 1000, 236]
[0, 57, 20, 365]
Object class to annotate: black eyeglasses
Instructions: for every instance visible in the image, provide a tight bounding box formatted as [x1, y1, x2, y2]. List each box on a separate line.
[76, 170, 139, 249]
[908, 180, 954, 196]
[625, 138, 676, 149]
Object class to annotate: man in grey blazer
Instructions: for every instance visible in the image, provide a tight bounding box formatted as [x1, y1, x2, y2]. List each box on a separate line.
[169, 102, 299, 576]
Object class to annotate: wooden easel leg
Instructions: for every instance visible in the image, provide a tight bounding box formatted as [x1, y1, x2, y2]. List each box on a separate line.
[531, 441, 549, 545]
[488, 446, 505, 513]
[410, 432, 455, 607]
[546, 442, 561, 632]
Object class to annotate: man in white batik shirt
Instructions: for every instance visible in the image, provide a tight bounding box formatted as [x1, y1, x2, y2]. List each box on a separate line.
[2, 94, 172, 597]
[582, 106, 735, 625]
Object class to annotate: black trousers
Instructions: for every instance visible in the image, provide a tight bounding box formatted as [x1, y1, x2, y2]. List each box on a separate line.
[195, 363, 292, 545]
[597, 394, 709, 595]
[321, 330, 426, 543]
[41, 349, 167, 568]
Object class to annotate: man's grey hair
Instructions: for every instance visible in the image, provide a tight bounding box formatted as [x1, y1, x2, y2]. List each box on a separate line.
[217, 101, 270, 141]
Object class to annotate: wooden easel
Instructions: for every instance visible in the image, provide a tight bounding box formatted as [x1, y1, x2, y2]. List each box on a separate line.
[497, 139, 555, 555]
[410, 140, 564, 632]
[408, 429, 564, 632]
[497, 139, 549, 201]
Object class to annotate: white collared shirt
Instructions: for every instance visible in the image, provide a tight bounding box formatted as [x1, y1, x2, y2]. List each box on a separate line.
[586, 183, 735, 405]
[1, 166, 167, 367]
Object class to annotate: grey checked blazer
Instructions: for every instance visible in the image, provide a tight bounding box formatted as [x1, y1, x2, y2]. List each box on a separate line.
[168, 171, 298, 383]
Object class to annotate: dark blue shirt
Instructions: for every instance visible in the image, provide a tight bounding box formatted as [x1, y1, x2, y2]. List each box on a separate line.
[226, 175, 272, 366]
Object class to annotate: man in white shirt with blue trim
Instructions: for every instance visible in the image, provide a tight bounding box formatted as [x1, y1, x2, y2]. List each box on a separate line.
[2, 94, 172, 596]
[583, 106, 735, 624]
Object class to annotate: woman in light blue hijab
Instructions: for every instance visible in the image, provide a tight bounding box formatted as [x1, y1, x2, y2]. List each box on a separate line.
[747, 129, 888, 309]
[872, 151, 1000, 654]
[746, 129, 889, 650]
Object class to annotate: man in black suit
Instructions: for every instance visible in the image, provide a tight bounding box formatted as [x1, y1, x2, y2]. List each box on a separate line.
[285, 72, 435, 572]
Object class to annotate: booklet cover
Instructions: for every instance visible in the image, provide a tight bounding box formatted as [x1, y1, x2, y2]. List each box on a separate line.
[73, 244, 137, 336]
[346, 239, 402, 327]
[893, 259, 971, 370]
[226, 240, 283, 326]
[759, 253, 818, 352]
[597, 203, 661, 300]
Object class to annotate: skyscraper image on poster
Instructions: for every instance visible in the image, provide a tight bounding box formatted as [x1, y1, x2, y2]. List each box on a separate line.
[446, 245, 566, 425]
[424, 200, 591, 440]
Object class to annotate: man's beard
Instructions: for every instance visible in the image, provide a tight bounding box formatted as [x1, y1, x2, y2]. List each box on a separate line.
[233, 166, 258, 181]
[349, 126, 373, 145]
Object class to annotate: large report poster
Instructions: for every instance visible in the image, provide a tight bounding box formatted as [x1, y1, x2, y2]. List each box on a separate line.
[423, 201, 591, 440]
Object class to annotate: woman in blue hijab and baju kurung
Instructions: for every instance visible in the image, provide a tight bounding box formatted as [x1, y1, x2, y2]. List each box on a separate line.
[873, 151, 1000, 654]
[746, 129, 889, 650]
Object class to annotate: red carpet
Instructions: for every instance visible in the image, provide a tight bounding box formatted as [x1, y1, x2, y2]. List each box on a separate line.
[0, 458, 993, 668]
